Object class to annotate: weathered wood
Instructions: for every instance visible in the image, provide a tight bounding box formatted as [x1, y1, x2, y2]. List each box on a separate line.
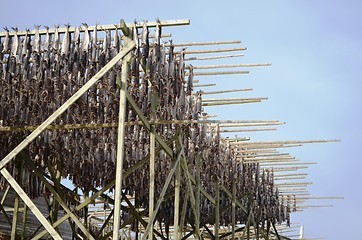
[174, 47, 247, 54]
[189, 63, 271, 69]
[203, 97, 268, 102]
[193, 83, 217, 87]
[173, 159, 181, 240]
[192, 70, 249, 76]
[185, 53, 245, 61]
[0, 19, 190, 36]
[214, 182, 220, 240]
[141, 146, 183, 240]
[113, 33, 133, 240]
[11, 192, 19, 240]
[219, 127, 277, 133]
[203, 99, 263, 106]
[201, 88, 253, 95]
[166, 40, 241, 47]
[0, 168, 62, 240]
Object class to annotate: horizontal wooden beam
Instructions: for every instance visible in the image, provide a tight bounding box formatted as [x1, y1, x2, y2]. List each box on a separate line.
[166, 40, 241, 47]
[189, 63, 271, 69]
[174, 47, 247, 54]
[185, 53, 245, 61]
[0, 19, 190, 36]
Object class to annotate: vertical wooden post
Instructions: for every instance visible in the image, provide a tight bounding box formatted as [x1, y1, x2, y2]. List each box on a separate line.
[180, 190, 188, 239]
[11, 194, 19, 240]
[214, 182, 220, 240]
[21, 203, 28, 240]
[11, 156, 23, 240]
[195, 153, 201, 236]
[141, 148, 183, 240]
[113, 25, 132, 239]
[173, 157, 181, 240]
[103, 202, 106, 237]
[149, 87, 157, 239]
[84, 189, 89, 229]
[231, 176, 236, 239]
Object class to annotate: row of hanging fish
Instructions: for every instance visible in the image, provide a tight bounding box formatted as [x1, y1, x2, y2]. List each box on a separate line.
[0, 22, 292, 232]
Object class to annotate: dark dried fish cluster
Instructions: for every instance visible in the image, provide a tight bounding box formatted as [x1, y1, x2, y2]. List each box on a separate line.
[0, 22, 291, 232]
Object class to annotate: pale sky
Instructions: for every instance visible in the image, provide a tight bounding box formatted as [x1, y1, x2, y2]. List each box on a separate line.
[1, 1, 361, 239]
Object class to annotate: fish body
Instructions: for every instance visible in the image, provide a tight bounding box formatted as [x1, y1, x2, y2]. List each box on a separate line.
[2, 27, 10, 53]
[91, 24, 98, 62]
[141, 21, 149, 67]
[155, 19, 161, 61]
[33, 25, 41, 54]
[179, 48, 185, 79]
[52, 25, 60, 51]
[112, 26, 120, 53]
[73, 26, 80, 52]
[61, 24, 70, 56]
[187, 65, 193, 95]
[22, 29, 31, 57]
[10, 27, 18, 57]
[44, 26, 50, 52]
[82, 23, 90, 52]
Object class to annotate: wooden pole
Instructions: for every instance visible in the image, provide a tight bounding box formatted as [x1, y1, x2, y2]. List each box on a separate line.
[260, 162, 317, 166]
[231, 171, 236, 240]
[11, 193, 20, 240]
[220, 122, 285, 127]
[0, 168, 62, 240]
[0, 119, 288, 132]
[195, 153, 201, 238]
[165, 40, 241, 47]
[203, 100, 263, 106]
[173, 156, 181, 240]
[201, 88, 253, 95]
[174, 47, 247, 54]
[192, 70, 249, 76]
[189, 63, 271, 69]
[185, 53, 245, 61]
[214, 182, 220, 240]
[141, 148, 183, 240]
[231, 139, 340, 146]
[113, 32, 133, 240]
[0, 19, 190, 36]
[203, 97, 268, 102]
[21, 203, 28, 240]
[148, 80, 157, 240]
[219, 127, 277, 133]
[194, 83, 216, 87]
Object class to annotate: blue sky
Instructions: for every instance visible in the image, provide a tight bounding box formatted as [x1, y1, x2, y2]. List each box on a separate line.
[1, 1, 361, 239]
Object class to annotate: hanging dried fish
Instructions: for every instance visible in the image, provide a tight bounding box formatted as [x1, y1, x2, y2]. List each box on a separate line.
[141, 21, 149, 67]
[33, 25, 41, 54]
[154, 19, 162, 62]
[22, 29, 31, 57]
[90, 23, 98, 63]
[44, 26, 50, 52]
[112, 25, 120, 55]
[2, 27, 10, 54]
[52, 24, 60, 52]
[103, 29, 111, 51]
[10, 27, 19, 57]
[73, 26, 80, 52]
[61, 24, 71, 56]
[82, 23, 90, 53]
[179, 48, 185, 80]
